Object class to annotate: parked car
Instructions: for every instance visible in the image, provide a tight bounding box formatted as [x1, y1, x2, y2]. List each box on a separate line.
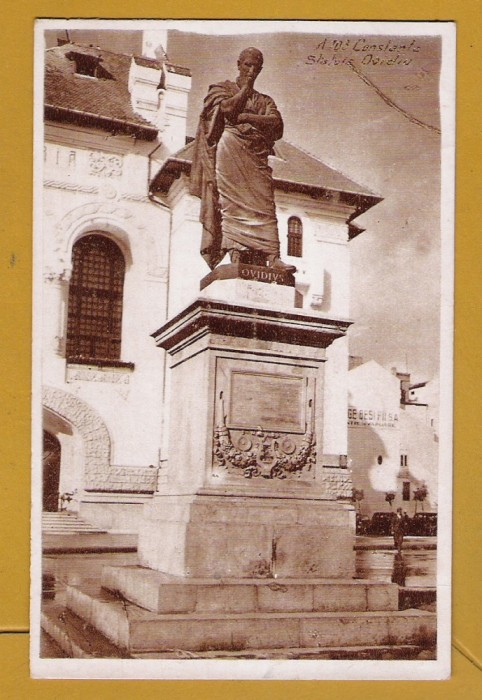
[368, 511, 394, 536]
[408, 512, 437, 536]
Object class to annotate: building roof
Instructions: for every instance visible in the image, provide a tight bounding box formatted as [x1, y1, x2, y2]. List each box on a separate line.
[44, 43, 159, 141]
[132, 55, 163, 70]
[150, 139, 382, 227]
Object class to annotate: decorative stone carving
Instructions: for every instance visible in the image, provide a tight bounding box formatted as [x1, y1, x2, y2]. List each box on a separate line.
[89, 152, 123, 178]
[43, 268, 72, 284]
[121, 193, 151, 203]
[42, 386, 111, 489]
[66, 367, 131, 384]
[44, 179, 98, 194]
[87, 465, 158, 492]
[213, 420, 316, 480]
[100, 184, 118, 200]
[319, 468, 353, 499]
[42, 386, 158, 493]
[57, 202, 134, 239]
[52, 201, 136, 269]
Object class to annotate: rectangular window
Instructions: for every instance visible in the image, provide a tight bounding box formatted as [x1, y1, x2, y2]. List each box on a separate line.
[403, 481, 411, 501]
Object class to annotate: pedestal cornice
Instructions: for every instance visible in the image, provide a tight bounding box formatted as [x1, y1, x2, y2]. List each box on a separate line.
[152, 297, 352, 355]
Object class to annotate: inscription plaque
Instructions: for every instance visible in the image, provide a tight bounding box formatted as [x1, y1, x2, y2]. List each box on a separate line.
[200, 262, 295, 290]
[229, 372, 305, 433]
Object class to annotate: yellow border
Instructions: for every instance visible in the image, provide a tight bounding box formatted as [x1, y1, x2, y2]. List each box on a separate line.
[1, 1, 480, 696]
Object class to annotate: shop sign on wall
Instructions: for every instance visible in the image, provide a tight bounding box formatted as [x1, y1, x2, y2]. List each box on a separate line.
[348, 407, 399, 428]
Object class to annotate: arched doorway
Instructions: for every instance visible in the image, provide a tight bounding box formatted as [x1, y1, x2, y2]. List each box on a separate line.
[43, 431, 61, 512]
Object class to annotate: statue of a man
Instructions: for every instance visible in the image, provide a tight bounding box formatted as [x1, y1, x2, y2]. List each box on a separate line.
[190, 47, 296, 273]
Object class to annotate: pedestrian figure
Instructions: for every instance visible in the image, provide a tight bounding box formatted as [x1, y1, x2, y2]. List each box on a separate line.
[391, 551, 407, 586]
[392, 507, 405, 554]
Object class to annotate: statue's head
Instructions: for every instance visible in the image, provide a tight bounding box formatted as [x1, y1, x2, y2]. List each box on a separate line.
[238, 47, 264, 66]
[237, 47, 264, 83]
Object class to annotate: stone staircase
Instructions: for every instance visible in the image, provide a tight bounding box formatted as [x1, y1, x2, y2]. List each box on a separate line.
[42, 512, 107, 535]
[41, 565, 436, 659]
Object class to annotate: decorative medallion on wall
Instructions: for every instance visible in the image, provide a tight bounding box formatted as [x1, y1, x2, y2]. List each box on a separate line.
[89, 152, 123, 178]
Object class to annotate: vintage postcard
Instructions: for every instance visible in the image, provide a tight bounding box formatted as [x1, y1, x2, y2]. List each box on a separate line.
[30, 19, 455, 680]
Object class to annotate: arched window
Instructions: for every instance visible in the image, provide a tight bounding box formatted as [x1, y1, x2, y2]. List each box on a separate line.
[66, 234, 125, 362]
[287, 216, 303, 257]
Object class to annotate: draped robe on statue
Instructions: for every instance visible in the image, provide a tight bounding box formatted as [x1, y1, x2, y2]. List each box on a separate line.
[190, 80, 284, 269]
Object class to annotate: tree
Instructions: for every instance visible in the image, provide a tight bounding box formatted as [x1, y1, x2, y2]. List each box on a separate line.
[385, 491, 396, 509]
[413, 485, 428, 513]
[351, 488, 364, 514]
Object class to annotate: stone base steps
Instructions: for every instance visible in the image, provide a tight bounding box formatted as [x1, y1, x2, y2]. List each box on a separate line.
[42, 533, 138, 554]
[40, 605, 431, 660]
[63, 583, 436, 655]
[42, 512, 107, 535]
[101, 565, 400, 614]
[41, 604, 130, 659]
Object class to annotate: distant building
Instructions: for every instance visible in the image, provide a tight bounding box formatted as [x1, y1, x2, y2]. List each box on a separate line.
[348, 359, 438, 516]
[40, 34, 381, 531]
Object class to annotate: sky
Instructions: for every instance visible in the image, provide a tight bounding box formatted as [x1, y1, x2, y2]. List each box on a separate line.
[44, 22, 449, 385]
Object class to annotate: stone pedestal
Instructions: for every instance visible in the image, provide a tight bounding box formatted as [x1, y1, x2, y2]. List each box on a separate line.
[44, 271, 436, 657]
[138, 495, 355, 579]
[137, 274, 355, 579]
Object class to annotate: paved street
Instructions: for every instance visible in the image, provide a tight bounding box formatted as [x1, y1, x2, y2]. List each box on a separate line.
[355, 536, 436, 588]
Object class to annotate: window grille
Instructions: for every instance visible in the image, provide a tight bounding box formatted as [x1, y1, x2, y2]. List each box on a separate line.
[66, 234, 125, 362]
[287, 216, 303, 257]
[402, 481, 411, 501]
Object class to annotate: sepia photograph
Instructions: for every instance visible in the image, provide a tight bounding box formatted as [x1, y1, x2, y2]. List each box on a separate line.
[31, 19, 455, 680]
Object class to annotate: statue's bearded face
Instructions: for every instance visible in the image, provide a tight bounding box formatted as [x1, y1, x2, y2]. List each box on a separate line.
[237, 50, 263, 84]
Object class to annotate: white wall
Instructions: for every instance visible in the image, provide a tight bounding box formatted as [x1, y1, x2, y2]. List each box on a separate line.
[348, 361, 439, 515]
[42, 125, 170, 502]
[276, 192, 352, 318]
[400, 405, 439, 511]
